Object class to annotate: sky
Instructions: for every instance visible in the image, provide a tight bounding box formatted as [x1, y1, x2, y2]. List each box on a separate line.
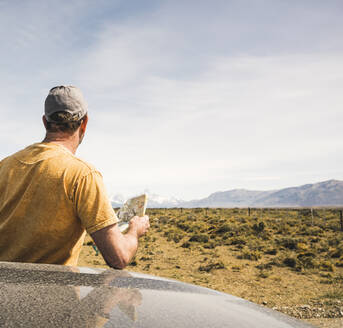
[0, 0, 343, 200]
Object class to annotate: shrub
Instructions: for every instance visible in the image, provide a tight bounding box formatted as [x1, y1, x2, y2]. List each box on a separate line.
[198, 261, 225, 272]
[320, 260, 335, 272]
[203, 242, 216, 249]
[173, 234, 182, 243]
[181, 242, 191, 248]
[209, 218, 219, 225]
[321, 289, 343, 299]
[189, 234, 209, 243]
[297, 253, 317, 269]
[310, 237, 320, 243]
[159, 216, 169, 224]
[247, 239, 264, 251]
[229, 237, 247, 246]
[177, 222, 190, 232]
[221, 232, 234, 240]
[252, 221, 265, 233]
[237, 248, 261, 261]
[297, 243, 308, 251]
[329, 248, 343, 258]
[258, 271, 270, 279]
[307, 226, 324, 236]
[278, 238, 298, 250]
[265, 248, 277, 255]
[256, 263, 273, 270]
[216, 224, 231, 234]
[140, 256, 152, 261]
[283, 257, 297, 268]
[207, 225, 216, 232]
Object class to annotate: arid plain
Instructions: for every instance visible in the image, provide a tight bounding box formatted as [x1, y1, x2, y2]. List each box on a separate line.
[79, 208, 343, 328]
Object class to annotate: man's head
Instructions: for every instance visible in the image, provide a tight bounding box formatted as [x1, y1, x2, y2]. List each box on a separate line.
[43, 86, 88, 147]
[44, 85, 88, 132]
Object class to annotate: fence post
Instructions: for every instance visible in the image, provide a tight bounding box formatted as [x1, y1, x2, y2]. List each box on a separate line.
[340, 210, 343, 232]
[248, 207, 251, 216]
[311, 208, 314, 226]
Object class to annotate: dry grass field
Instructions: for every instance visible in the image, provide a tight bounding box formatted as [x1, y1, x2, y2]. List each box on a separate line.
[79, 208, 343, 328]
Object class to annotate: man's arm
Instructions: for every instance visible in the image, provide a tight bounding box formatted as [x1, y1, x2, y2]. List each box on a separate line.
[90, 215, 150, 269]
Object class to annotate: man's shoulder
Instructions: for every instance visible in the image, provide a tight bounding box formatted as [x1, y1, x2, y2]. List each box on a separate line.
[43, 144, 99, 178]
[5, 143, 100, 178]
[68, 155, 99, 177]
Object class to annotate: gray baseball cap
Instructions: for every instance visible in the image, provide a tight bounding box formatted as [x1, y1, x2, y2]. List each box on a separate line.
[44, 86, 88, 122]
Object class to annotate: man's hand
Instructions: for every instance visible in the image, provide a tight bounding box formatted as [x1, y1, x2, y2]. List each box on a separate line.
[90, 215, 150, 270]
[128, 215, 150, 238]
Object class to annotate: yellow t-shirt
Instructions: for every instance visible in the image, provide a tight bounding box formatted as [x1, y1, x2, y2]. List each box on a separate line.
[0, 143, 118, 266]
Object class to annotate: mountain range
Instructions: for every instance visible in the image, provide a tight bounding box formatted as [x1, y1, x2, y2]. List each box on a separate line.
[111, 179, 343, 208]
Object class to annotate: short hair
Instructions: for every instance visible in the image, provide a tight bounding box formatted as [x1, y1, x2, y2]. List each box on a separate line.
[45, 112, 85, 133]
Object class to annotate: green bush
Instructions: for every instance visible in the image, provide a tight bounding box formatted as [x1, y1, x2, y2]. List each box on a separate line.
[265, 248, 277, 255]
[297, 252, 317, 269]
[320, 260, 335, 272]
[203, 242, 216, 249]
[278, 238, 298, 250]
[252, 221, 265, 233]
[229, 237, 247, 246]
[189, 234, 209, 243]
[256, 263, 273, 270]
[181, 242, 191, 248]
[177, 222, 191, 232]
[329, 247, 343, 258]
[237, 248, 261, 261]
[216, 224, 231, 234]
[283, 257, 297, 268]
[139, 256, 152, 261]
[198, 261, 225, 272]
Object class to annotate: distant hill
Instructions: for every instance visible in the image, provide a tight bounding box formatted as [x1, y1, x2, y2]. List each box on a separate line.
[181, 180, 343, 208]
[111, 180, 343, 208]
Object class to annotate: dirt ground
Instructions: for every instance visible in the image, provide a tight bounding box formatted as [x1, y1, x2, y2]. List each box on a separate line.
[305, 318, 343, 328]
[79, 208, 343, 328]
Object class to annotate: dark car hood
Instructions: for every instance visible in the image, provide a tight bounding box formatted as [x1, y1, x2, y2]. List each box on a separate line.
[0, 261, 314, 328]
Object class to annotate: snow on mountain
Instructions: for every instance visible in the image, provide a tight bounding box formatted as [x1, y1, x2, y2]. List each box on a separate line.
[111, 191, 182, 208]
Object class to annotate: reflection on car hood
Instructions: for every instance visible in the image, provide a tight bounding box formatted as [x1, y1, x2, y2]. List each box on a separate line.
[0, 261, 314, 328]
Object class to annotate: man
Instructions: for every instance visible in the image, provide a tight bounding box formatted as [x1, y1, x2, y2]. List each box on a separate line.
[0, 86, 149, 269]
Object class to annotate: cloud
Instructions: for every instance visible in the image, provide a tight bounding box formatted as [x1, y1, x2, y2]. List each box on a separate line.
[77, 47, 343, 198]
[1, 0, 343, 199]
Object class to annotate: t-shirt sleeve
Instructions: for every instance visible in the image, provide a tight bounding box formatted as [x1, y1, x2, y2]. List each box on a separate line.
[73, 170, 118, 234]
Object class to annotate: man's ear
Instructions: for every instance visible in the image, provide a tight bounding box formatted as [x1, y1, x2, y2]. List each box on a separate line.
[78, 115, 88, 144]
[80, 115, 88, 132]
[42, 115, 48, 129]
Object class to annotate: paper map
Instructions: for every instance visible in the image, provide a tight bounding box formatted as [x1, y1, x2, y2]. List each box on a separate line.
[117, 194, 148, 233]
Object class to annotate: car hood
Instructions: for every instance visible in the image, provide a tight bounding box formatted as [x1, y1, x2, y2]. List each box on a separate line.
[0, 261, 314, 328]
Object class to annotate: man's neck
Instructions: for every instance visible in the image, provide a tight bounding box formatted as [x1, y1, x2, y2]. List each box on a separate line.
[42, 133, 79, 155]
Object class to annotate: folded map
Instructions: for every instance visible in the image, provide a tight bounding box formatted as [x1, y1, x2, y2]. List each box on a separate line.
[117, 194, 148, 233]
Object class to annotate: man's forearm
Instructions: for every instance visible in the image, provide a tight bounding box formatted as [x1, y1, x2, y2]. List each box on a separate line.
[114, 228, 139, 268]
[91, 216, 149, 270]
[91, 224, 139, 269]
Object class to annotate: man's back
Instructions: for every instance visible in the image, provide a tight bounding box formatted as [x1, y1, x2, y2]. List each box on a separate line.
[0, 85, 149, 269]
[0, 142, 117, 265]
